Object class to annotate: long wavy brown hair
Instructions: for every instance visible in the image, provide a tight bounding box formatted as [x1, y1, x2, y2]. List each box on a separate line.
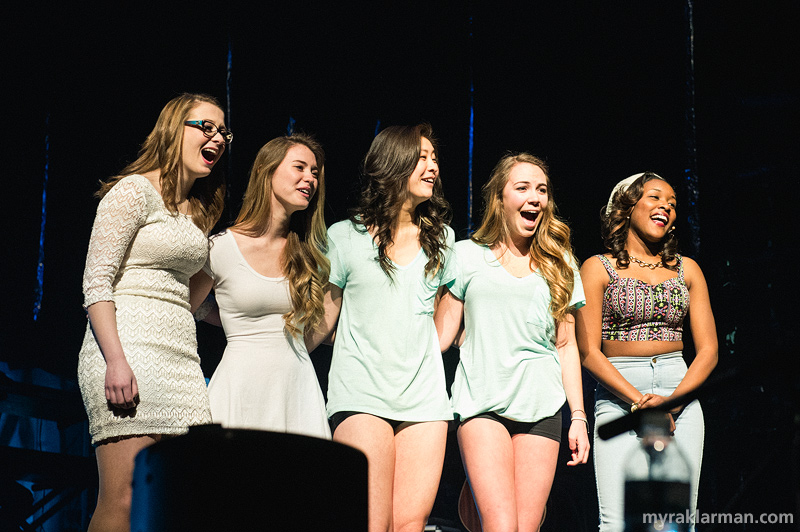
[349, 123, 452, 279]
[96, 93, 226, 234]
[602, 171, 678, 270]
[233, 134, 329, 337]
[472, 152, 577, 322]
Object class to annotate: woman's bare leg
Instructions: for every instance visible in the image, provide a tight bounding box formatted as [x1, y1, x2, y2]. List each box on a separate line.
[88, 434, 159, 532]
[334, 414, 397, 532]
[458, 418, 518, 532]
[512, 433, 559, 531]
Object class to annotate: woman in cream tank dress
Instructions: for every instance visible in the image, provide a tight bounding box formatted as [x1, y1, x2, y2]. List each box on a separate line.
[204, 230, 330, 439]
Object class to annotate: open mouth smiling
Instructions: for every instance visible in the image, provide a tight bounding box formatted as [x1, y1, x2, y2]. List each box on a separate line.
[201, 147, 218, 164]
[651, 213, 669, 226]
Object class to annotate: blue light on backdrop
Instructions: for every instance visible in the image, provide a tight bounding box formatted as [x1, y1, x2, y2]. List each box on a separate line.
[466, 14, 475, 234]
[684, 0, 701, 257]
[467, 80, 475, 235]
[225, 39, 234, 223]
[33, 114, 50, 321]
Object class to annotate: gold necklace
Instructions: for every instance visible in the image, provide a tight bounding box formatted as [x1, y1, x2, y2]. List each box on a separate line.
[628, 254, 663, 269]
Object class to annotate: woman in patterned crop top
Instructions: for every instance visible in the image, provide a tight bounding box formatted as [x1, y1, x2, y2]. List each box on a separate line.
[78, 94, 227, 532]
[576, 172, 717, 532]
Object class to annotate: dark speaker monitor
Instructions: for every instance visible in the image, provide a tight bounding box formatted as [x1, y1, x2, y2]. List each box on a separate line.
[131, 424, 368, 531]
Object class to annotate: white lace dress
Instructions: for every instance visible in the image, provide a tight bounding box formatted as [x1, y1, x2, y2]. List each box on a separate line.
[78, 174, 212, 444]
[204, 231, 331, 439]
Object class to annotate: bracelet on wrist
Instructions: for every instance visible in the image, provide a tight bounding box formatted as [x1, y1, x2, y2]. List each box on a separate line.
[571, 417, 590, 429]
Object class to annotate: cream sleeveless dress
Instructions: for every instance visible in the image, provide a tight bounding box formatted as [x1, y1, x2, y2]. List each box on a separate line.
[203, 231, 330, 439]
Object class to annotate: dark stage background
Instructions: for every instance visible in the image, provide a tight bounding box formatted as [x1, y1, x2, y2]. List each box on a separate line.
[3, 2, 799, 530]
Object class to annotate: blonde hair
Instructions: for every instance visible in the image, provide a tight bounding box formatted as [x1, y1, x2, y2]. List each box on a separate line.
[234, 134, 329, 336]
[96, 93, 226, 234]
[471, 152, 577, 322]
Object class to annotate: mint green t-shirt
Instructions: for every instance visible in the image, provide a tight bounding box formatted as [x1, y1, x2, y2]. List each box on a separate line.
[449, 239, 586, 422]
[325, 220, 456, 421]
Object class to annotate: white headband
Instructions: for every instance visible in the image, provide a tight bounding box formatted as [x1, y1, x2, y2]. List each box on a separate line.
[605, 172, 664, 215]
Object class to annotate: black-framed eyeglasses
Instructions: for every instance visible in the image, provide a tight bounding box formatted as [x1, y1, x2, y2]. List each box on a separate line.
[184, 120, 233, 144]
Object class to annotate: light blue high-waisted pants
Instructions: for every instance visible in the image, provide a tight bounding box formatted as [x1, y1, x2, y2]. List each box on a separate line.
[593, 352, 704, 532]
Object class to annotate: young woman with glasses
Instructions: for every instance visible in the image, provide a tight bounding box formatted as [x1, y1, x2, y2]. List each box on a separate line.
[78, 93, 228, 532]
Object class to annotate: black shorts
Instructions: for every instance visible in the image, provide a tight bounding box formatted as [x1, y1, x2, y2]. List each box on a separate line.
[460, 410, 562, 443]
[329, 411, 407, 435]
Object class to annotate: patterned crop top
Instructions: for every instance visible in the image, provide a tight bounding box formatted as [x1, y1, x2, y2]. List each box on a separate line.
[598, 254, 689, 342]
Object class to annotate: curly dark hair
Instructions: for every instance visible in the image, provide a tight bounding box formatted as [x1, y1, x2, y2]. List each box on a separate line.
[349, 123, 452, 279]
[601, 172, 678, 270]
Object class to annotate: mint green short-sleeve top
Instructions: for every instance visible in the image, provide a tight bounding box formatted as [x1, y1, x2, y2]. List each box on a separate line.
[325, 220, 456, 421]
[449, 239, 585, 422]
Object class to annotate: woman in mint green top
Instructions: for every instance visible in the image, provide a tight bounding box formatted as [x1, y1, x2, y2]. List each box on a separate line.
[446, 239, 585, 422]
[435, 153, 590, 531]
[323, 220, 455, 422]
[307, 124, 455, 532]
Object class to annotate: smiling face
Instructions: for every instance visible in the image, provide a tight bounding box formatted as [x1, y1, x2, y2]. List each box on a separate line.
[501, 162, 549, 245]
[270, 144, 319, 217]
[404, 137, 439, 210]
[629, 179, 677, 243]
[181, 101, 227, 180]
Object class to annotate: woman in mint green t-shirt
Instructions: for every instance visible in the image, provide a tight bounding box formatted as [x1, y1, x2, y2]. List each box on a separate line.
[306, 124, 456, 532]
[435, 153, 590, 531]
